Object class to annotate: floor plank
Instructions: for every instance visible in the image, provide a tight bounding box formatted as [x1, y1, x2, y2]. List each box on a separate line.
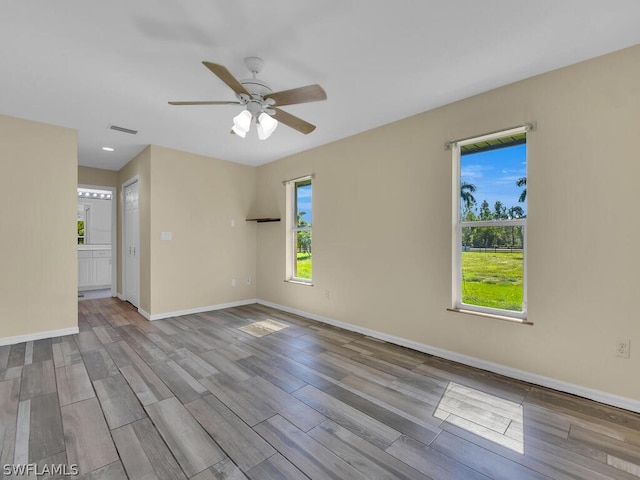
[199, 374, 276, 427]
[245, 453, 308, 480]
[324, 382, 441, 445]
[0, 379, 20, 468]
[169, 347, 220, 379]
[186, 393, 276, 471]
[81, 348, 120, 381]
[29, 392, 65, 463]
[7, 343, 26, 369]
[145, 396, 226, 477]
[237, 354, 307, 393]
[196, 349, 254, 381]
[241, 375, 325, 432]
[0, 345, 11, 373]
[75, 331, 104, 354]
[386, 434, 492, 480]
[92, 325, 122, 345]
[192, 458, 250, 480]
[13, 398, 30, 465]
[4, 366, 22, 383]
[32, 339, 53, 363]
[254, 415, 370, 480]
[293, 384, 402, 449]
[56, 363, 95, 406]
[61, 397, 119, 475]
[309, 419, 432, 480]
[93, 373, 146, 430]
[149, 359, 208, 404]
[119, 360, 173, 406]
[20, 360, 56, 400]
[77, 460, 128, 480]
[431, 430, 551, 480]
[111, 417, 187, 480]
[52, 338, 82, 368]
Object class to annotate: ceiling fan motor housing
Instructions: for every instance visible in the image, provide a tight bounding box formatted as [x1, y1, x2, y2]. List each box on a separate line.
[238, 56, 276, 117]
[239, 77, 272, 99]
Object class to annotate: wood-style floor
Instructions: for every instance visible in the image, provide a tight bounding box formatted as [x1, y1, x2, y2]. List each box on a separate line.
[1, 298, 640, 479]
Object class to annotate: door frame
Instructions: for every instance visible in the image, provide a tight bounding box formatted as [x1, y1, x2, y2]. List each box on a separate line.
[121, 175, 140, 307]
[78, 183, 117, 297]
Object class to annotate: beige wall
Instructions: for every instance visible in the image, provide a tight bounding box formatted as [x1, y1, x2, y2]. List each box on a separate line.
[148, 146, 257, 315]
[256, 45, 640, 401]
[78, 165, 118, 187]
[116, 146, 257, 316]
[0, 115, 78, 339]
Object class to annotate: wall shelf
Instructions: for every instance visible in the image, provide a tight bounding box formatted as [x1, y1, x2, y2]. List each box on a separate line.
[246, 218, 281, 223]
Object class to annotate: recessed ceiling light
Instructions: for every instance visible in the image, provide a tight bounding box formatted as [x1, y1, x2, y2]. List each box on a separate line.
[102, 147, 115, 152]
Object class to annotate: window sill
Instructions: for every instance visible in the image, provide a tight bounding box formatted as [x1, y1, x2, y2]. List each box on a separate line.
[285, 279, 313, 286]
[447, 308, 533, 325]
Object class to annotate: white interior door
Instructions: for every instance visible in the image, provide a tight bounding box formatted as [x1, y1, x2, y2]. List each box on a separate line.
[123, 180, 139, 307]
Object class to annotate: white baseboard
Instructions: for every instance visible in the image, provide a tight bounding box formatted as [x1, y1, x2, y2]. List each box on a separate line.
[142, 298, 258, 321]
[256, 299, 640, 413]
[0, 326, 80, 347]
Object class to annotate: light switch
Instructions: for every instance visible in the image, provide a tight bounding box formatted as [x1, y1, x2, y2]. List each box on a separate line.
[160, 231, 172, 241]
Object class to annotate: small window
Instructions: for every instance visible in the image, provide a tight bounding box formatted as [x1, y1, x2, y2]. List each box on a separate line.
[453, 126, 528, 319]
[286, 176, 312, 283]
[77, 204, 88, 244]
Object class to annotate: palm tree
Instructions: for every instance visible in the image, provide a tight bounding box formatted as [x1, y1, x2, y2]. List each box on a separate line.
[296, 212, 311, 254]
[516, 177, 527, 203]
[460, 182, 477, 211]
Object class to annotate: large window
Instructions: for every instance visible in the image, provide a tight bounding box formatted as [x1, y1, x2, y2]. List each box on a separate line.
[287, 176, 312, 283]
[452, 126, 528, 319]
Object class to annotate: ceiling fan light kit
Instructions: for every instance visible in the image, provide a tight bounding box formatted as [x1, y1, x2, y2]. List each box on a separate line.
[257, 112, 278, 140]
[169, 57, 326, 139]
[231, 110, 252, 138]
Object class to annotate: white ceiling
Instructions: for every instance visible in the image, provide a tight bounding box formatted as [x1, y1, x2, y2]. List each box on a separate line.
[2, 1, 640, 171]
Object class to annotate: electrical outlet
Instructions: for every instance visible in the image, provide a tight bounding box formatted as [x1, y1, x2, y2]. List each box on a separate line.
[325, 290, 330, 300]
[616, 338, 630, 358]
[246, 276, 251, 285]
[231, 278, 236, 287]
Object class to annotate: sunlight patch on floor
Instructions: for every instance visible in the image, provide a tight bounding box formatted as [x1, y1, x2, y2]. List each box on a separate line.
[239, 319, 289, 337]
[434, 382, 524, 454]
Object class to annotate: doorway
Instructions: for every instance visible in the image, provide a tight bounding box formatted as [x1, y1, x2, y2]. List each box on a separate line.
[77, 185, 117, 299]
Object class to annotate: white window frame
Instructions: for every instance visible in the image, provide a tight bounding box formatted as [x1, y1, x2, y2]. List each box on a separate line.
[452, 126, 528, 320]
[286, 175, 312, 284]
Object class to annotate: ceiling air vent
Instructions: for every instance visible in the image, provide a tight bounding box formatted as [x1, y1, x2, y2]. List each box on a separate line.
[110, 125, 138, 135]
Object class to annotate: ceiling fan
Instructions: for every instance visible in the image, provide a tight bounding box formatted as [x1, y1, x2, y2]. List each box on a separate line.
[169, 57, 327, 139]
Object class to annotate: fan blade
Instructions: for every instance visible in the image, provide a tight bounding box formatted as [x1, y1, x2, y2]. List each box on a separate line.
[272, 108, 316, 134]
[202, 61, 251, 97]
[168, 101, 241, 106]
[265, 84, 326, 106]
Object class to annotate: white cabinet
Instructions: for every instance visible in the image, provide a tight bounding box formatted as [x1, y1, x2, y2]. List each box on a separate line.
[78, 248, 112, 290]
[78, 251, 92, 287]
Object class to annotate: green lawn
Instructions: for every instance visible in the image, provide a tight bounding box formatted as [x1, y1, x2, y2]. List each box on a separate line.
[296, 252, 312, 280]
[461, 251, 523, 311]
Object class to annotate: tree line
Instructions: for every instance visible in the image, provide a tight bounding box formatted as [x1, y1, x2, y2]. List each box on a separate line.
[460, 177, 526, 249]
